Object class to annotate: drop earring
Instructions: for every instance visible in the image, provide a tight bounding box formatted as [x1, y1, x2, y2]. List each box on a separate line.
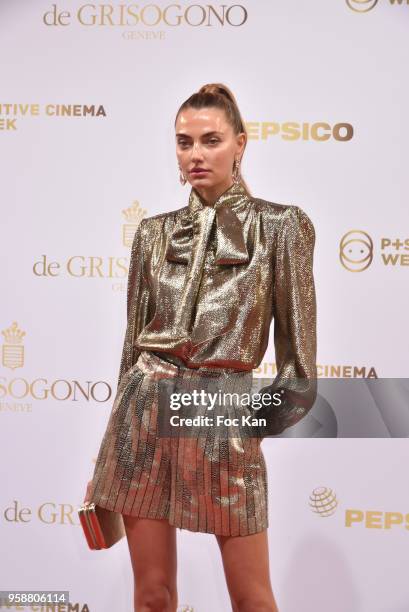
[232, 158, 241, 184]
[179, 166, 187, 186]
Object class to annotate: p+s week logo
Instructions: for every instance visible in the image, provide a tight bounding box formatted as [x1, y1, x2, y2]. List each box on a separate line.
[346, 0, 379, 11]
[339, 230, 409, 272]
[346, 0, 409, 11]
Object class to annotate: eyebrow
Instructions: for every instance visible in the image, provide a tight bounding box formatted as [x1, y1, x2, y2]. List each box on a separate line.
[175, 131, 223, 138]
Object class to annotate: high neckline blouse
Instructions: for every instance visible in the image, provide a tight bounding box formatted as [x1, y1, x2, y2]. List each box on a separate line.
[188, 181, 251, 213]
[166, 181, 251, 266]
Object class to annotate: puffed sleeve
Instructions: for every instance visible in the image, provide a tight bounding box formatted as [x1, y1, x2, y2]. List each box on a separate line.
[116, 219, 150, 390]
[255, 205, 317, 436]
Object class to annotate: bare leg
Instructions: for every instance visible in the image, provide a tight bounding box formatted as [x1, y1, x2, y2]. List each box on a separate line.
[123, 515, 178, 612]
[216, 529, 279, 612]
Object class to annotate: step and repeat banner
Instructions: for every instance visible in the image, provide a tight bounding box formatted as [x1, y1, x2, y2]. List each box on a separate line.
[1, 1, 408, 611]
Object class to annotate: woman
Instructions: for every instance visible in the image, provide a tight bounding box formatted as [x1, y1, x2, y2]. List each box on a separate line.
[86, 83, 317, 612]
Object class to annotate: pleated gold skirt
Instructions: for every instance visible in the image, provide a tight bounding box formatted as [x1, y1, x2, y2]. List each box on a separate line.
[88, 350, 268, 536]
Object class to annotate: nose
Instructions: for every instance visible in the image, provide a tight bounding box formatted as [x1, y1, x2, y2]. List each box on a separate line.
[191, 140, 204, 160]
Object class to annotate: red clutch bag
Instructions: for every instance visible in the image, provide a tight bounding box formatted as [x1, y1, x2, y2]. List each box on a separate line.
[78, 482, 126, 550]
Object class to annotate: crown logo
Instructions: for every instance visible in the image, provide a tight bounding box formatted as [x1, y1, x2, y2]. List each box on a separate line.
[122, 200, 147, 248]
[1, 321, 26, 369]
[122, 200, 147, 223]
[2, 321, 26, 345]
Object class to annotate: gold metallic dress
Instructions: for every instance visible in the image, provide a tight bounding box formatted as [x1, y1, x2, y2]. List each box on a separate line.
[88, 181, 317, 536]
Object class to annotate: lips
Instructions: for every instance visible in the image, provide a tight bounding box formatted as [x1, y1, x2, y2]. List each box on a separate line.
[190, 169, 208, 174]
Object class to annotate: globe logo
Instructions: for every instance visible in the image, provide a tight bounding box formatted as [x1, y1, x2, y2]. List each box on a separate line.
[339, 229, 373, 272]
[309, 486, 339, 517]
[346, 0, 379, 12]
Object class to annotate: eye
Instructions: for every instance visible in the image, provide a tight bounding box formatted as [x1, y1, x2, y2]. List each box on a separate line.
[208, 138, 219, 145]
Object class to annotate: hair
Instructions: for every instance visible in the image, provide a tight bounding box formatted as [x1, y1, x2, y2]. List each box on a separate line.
[175, 83, 251, 196]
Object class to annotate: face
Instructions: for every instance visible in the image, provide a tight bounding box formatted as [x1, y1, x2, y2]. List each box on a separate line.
[175, 107, 246, 204]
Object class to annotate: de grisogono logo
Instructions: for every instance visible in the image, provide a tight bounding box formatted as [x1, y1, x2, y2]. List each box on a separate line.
[32, 200, 146, 283]
[0, 321, 114, 408]
[1, 322, 26, 370]
[122, 200, 146, 247]
[42, 3, 248, 27]
[340, 230, 409, 271]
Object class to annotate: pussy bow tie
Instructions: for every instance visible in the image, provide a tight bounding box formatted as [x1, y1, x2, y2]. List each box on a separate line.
[165, 181, 251, 265]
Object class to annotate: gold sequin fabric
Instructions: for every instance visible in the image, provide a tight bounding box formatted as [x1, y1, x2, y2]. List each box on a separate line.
[89, 350, 268, 536]
[88, 181, 317, 535]
[116, 180, 317, 434]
